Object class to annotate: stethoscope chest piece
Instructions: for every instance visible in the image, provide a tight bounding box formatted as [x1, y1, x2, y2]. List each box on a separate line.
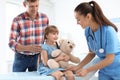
[99, 48, 104, 53]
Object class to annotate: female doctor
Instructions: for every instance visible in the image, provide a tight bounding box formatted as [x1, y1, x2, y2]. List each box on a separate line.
[68, 1, 120, 80]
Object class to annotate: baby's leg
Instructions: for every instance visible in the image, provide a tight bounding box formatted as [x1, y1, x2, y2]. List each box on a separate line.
[64, 70, 75, 80]
[51, 71, 64, 80]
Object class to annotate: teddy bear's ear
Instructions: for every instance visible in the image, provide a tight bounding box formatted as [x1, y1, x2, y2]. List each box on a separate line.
[59, 39, 64, 44]
[73, 43, 75, 47]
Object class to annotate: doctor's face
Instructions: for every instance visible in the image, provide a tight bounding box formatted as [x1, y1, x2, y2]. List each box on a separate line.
[74, 12, 89, 29]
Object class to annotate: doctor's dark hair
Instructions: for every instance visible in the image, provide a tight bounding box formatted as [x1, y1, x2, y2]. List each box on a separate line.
[24, 0, 39, 2]
[74, 1, 118, 32]
[44, 25, 59, 39]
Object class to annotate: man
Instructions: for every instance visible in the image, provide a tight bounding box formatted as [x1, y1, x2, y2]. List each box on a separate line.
[8, 0, 49, 72]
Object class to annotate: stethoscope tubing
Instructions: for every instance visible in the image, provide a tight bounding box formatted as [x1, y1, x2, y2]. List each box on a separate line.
[87, 27, 104, 53]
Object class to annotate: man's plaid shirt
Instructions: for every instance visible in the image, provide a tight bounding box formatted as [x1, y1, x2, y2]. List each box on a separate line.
[9, 12, 49, 55]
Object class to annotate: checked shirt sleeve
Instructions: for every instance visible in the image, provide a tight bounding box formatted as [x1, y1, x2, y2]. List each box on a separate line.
[8, 18, 20, 52]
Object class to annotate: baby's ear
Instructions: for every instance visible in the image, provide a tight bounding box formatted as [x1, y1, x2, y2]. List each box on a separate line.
[59, 39, 64, 44]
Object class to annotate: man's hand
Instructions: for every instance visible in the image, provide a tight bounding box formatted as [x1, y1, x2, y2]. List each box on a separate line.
[28, 44, 42, 53]
[16, 44, 42, 54]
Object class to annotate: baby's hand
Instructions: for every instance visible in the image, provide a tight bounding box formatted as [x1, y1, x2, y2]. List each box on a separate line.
[55, 54, 70, 62]
[54, 54, 65, 61]
[61, 54, 70, 61]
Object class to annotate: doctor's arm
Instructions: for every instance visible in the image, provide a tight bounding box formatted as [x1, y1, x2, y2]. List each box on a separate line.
[67, 52, 95, 72]
[77, 52, 95, 68]
[76, 53, 114, 77]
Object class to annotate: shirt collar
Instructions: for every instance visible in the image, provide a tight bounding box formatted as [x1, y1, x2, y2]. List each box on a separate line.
[24, 12, 39, 20]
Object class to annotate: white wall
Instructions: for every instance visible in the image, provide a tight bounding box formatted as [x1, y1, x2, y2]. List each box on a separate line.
[0, 0, 8, 73]
[39, 0, 56, 24]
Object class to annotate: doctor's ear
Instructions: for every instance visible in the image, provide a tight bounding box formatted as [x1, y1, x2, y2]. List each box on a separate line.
[86, 13, 92, 20]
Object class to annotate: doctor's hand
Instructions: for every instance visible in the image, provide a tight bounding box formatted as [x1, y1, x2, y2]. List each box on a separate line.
[76, 68, 88, 77]
[66, 65, 80, 73]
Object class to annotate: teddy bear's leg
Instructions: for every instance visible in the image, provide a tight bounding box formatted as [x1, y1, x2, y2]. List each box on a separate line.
[47, 59, 60, 69]
[59, 61, 69, 69]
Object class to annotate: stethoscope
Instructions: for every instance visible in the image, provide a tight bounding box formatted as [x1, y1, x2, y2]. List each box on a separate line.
[87, 27, 104, 53]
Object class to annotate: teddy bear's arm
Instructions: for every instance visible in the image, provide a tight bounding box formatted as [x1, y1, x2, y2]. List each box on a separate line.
[51, 49, 62, 57]
[69, 54, 80, 63]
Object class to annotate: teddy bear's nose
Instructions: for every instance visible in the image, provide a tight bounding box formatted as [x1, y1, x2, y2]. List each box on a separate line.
[70, 45, 73, 48]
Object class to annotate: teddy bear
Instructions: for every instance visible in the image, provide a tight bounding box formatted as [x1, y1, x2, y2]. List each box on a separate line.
[47, 39, 80, 69]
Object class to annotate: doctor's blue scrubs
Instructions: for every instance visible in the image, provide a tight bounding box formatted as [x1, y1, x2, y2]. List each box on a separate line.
[85, 26, 120, 80]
